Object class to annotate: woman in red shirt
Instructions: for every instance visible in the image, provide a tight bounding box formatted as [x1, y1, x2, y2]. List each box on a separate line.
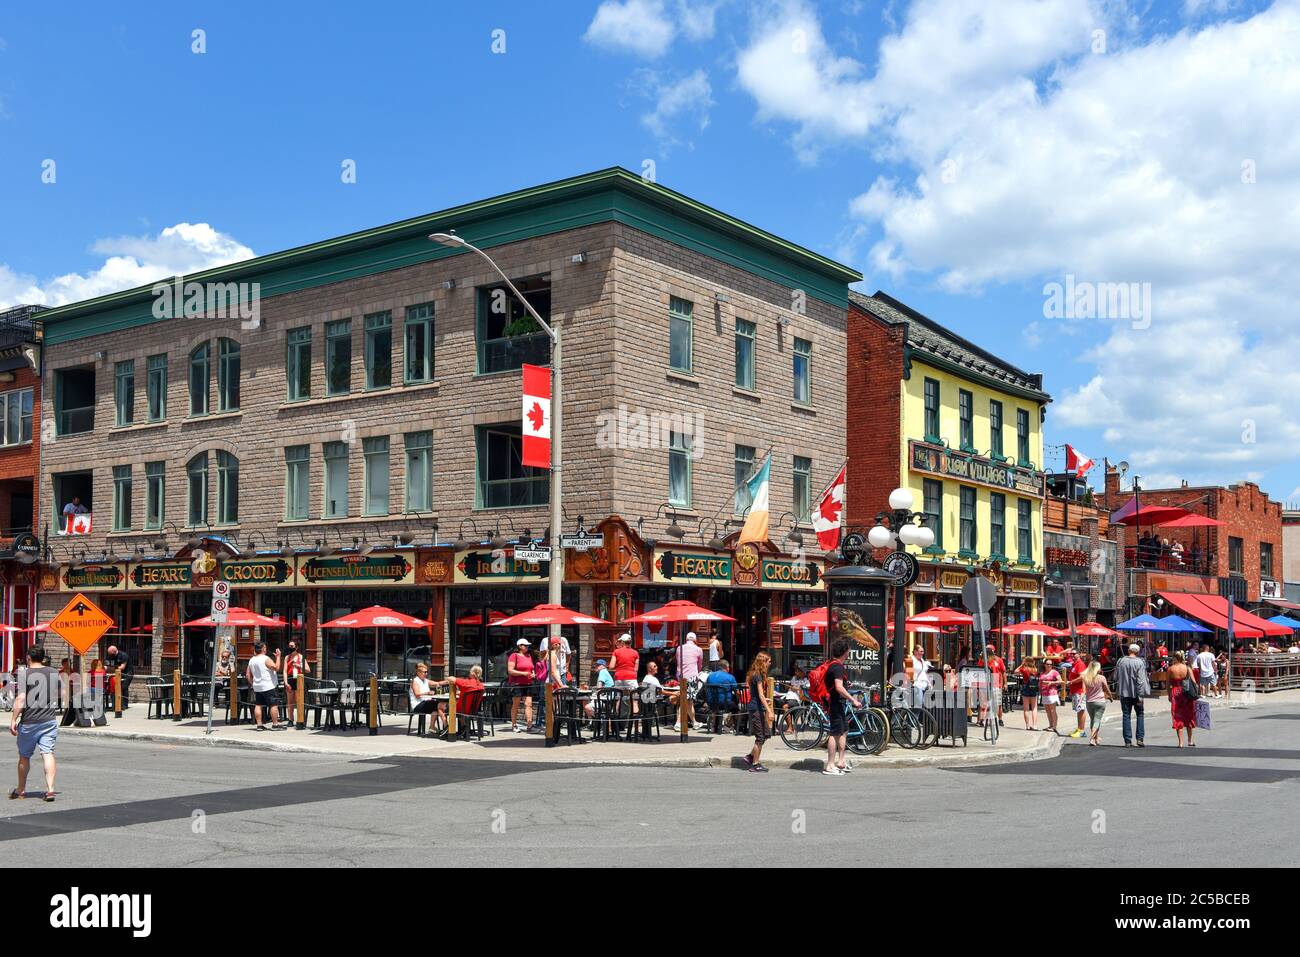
[611, 633, 641, 719]
[1016, 657, 1040, 730]
[506, 638, 535, 733]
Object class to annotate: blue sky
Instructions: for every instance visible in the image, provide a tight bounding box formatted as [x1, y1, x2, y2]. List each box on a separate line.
[2, 0, 1297, 504]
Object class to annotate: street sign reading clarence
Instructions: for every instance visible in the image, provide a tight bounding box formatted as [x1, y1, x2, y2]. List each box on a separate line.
[910, 440, 1045, 496]
[652, 549, 731, 585]
[298, 553, 414, 586]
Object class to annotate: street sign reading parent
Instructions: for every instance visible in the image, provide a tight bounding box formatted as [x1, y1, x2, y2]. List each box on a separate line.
[49, 592, 115, 655]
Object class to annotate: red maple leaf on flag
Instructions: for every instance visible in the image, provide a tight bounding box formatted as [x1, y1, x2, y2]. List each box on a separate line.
[526, 401, 545, 433]
[818, 494, 841, 525]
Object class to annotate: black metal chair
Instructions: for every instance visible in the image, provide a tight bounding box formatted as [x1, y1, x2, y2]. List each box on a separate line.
[145, 678, 172, 720]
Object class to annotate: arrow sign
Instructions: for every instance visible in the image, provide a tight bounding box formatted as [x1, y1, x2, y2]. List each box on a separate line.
[49, 592, 115, 656]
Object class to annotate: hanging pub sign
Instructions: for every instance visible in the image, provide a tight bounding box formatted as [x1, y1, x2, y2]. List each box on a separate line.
[652, 548, 731, 586]
[761, 556, 825, 590]
[416, 550, 454, 585]
[60, 563, 128, 592]
[298, 552, 415, 587]
[733, 543, 761, 588]
[910, 440, 1045, 497]
[219, 558, 296, 587]
[131, 562, 193, 590]
[453, 547, 549, 584]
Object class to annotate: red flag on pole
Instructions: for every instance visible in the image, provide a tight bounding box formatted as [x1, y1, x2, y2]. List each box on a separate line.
[1065, 444, 1095, 477]
[812, 463, 846, 551]
[521, 363, 552, 469]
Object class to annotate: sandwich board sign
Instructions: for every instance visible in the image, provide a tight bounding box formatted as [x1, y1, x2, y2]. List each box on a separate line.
[50, 592, 115, 656]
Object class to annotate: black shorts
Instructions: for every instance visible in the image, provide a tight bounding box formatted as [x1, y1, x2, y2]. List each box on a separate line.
[827, 704, 848, 736]
[750, 709, 769, 743]
[510, 684, 534, 699]
[254, 689, 280, 708]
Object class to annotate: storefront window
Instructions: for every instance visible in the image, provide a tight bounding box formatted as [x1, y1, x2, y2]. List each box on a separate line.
[320, 588, 438, 682]
[449, 586, 578, 682]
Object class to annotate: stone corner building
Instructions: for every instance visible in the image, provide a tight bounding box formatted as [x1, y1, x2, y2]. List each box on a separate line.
[35, 168, 860, 690]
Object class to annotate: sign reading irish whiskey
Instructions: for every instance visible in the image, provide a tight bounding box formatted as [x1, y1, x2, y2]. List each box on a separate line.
[60, 563, 128, 592]
[910, 440, 1045, 497]
[298, 553, 415, 587]
[653, 548, 731, 586]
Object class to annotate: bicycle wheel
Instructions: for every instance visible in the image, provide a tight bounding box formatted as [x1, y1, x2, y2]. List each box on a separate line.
[915, 708, 940, 750]
[869, 708, 890, 754]
[779, 705, 825, 751]
[891, 708, 923, 749]
[847, 707, 885, 755]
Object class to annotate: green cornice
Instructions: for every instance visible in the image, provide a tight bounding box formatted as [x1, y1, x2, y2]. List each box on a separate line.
[39, 168, 861, 345]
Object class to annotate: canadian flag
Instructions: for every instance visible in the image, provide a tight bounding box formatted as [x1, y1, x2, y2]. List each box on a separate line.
[66, 512, 93, 535]
[521, 363, 552, 469]
[1065, 444, 1095, 477]
[812, 463, 846, 551]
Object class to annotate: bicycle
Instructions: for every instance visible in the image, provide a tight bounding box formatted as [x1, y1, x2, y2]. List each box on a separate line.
[778, 697, 888, 755]
[888, 705, 939, 749]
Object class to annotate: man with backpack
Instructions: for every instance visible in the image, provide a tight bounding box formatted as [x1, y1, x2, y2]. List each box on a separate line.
[814, 638, 860, 776]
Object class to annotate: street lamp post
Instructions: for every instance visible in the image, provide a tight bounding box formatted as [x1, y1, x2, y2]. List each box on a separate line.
[429, 232, 565, 631]
[868, 487, 936, 680]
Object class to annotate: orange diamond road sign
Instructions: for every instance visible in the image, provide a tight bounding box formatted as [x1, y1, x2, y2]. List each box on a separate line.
[49, 592, 115, 656]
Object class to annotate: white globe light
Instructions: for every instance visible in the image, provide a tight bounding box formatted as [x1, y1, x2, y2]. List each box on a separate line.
[867, 525, 894, 549]
[898, 524, 922, 546]
[914, 525, 936, 548]
[888, 487, 915, 511]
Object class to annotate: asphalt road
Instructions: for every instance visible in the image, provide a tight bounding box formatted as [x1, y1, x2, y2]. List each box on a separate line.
[3, 697, 1297, 866]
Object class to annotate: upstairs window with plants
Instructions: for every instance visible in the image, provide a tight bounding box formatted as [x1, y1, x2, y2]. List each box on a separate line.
[477, 275, 551, 374]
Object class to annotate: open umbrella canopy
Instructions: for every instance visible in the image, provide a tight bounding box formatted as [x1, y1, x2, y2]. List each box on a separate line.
[1158, 614, 1213, 634]
[455, 610, 510, 626]
[183, 607, 289, 628]
[321, 605, 432, 629]
[1116, 614, 1205, 633]
[623, 599, 736, 624]
[907, 607, 974, 626]
[1074, 621, 1119, 637]
[1156, 513, 1226, 528]
[998, 620, 1068, 637]
[1109, 500, 1190, 526]
[490, 604, 609, 628]
[1267, 614, 1300, 631]
[886, 621, 941, 633]
[775, 608, 828, 630]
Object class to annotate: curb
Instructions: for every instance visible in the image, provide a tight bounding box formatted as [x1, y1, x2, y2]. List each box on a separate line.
[65, 725, 1061, 770]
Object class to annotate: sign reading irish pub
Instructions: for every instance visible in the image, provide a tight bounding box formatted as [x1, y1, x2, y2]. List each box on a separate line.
[298, 553, 415, 587]
[652, 548, 731, 586]
[453, 548, 549, 584]
[910, 440, 1045, 497]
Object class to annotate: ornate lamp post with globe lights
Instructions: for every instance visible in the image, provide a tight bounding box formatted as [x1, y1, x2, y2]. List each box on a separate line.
[868, 487, 936, 680]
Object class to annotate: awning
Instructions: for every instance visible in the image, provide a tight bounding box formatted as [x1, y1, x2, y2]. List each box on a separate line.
[1158, 592, 1292, 638]
[1264, 597, 1300, 612]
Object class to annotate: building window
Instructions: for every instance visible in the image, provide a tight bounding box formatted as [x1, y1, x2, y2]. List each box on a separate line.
[404, 303, 435, 383]
[0, 388, 33, 446]
[145, 461, 166, 530]
[323, 442, 349, 518]
[1017, 499, 1033, 562]
[114, 360, 135, 426]
[146, 355, 167, 421]
[734, 445, 756, 513]
[923, 479, 943, 550]
[1229, 536, 1243, 575]
[217, 339, 240, 412]
[924, 378, 941, 441]
[364, 311, 392, 389]
[959, 389, 974, 451]
[989, 400, 1004, 459]
[363, 436, 390, 516]
[186, 454, 207, 527]
[404, 431, 432, 512]
[734, 318, 756, 390]
[286, 327, 311, 401]
[217, 450, 239, 524]
[1261, 542, 1275, 580]
[1016, 408, 1031, 465]
[959, 486, 977, 554]
[323, 319, 352, 395]
[285, 445, 310, 521]
[54, 367, 95, 436]
[669, 430, 693, 507]
[112, 465, 132, 531]
[793, 337, 812, 404]
[475, 425, 548, 508]
[669, 296, 693, 373]
[794, 456, 812, 523]
[189, 343, 210, 416]
[990, 492, 1006, 558]
[477, 276, 551, 374]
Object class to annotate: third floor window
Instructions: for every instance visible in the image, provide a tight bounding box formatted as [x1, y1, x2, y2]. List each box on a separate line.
[477, 276, 551, 375]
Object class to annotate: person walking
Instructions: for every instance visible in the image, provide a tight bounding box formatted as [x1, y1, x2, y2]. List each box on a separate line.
[9, 646, 59, 802]
[743, 652, 775, 773]
[506, 638, 534, 733]
[1167, 650, 1197, 747]
[281, 640, 310, 726]
[1039, 658, 1062, 734]
[1081, 661, 1113, 746]
[981, 643, 1007, 726]
[1196, 644, 1219, 699]
[823, 638, 860, 776]
[1015, 657, 1040, 730]
[245, 642, 283, 730]
[674, 631, 704, 732]
[1066, 651, 1090, 739]
[1113, 643, 1151, 747]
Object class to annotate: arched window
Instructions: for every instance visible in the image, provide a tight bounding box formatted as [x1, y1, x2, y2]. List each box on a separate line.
[217, 450, 239, 524]
[187, 453, 208, 526]
[189, 343, 210, 416]
[217, 338, 240, 411]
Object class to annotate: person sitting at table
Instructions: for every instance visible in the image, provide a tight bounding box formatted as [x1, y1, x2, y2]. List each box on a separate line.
[582, 659, 615, 719]
[408, 662, 440, 735]
[703, 661, 739, 733]
[637, 659, 676, 739]
[1045, 638, 1065, 657]
[429, 665, 486, 728]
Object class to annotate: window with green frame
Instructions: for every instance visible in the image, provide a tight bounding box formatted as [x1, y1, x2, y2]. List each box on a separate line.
[990, 492, 1006, 558]
[1017, 499, 1033, 563]
[286, 327, 311, 401]
[1016, 408, 1031, 465]
[923, 478, 944, 551]
[793, 337, 812, 404]
[923, 378, 941, 442]
[989, 400, 1004, 459]
[284, 445, 310, 521]
[734, 445, 756, 513]
[323, 442, 349, 518]
[959, 486, 977, 556]
[364, 311, 392, 389]
[325, 319, 351, 395]
[216, 450, 239, 524]
[669, 296, 693, 372]
[217, 338, 240, 411]
[404, 303, 435, 383]
[363, 436, 390, 515]
[145, 461, 166, 530]
[146, 354, 167, 421]
[404, 431, 432, 512]
[793, 456, 812, 522]
[958, 389, 974, 451]
[114, 360, 135, 427]
[669, 430, 693, 507]
[112, 465, 132, 531]
[734, 318, 756, 390]
[186, 454, 207, 526]
[476, 276, 551, 374]
[475, 424, 548, 508]
[189, 344, 209, 416]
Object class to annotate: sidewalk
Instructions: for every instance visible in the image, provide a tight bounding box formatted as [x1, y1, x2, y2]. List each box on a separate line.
[63, 704, 1063, 770]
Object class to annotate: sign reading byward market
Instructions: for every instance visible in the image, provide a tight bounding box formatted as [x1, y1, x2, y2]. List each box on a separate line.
[910, 440, 1045, 497]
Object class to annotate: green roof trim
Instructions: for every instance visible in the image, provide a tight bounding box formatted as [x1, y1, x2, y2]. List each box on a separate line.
[39, 168, 861, 345]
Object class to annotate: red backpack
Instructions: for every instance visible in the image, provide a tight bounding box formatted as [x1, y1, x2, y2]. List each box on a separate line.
[808, 661, 832, 705]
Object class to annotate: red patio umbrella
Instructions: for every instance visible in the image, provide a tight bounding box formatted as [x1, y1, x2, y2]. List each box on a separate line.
[321, 605, 432, 629]
[908, 607, 974, 627]
[1110, 501, 1189, 526]
[490, 604, 609, 628]
[182, 607, 289, 628]
[1156, 514, 1225, 528]
[998, 620, 1068, 637]
[775, 608, 828, 630]
[1074, 621, 1119, 637]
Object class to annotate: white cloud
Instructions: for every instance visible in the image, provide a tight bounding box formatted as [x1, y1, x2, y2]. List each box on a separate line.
[735, 0, 1300, 488]
[677, 0, 721, 40]
[639, 68, 714, 147]
[584, 0, 677, 58]
[0, 223, 255, 310]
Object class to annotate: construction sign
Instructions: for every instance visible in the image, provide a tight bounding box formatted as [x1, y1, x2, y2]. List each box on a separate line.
[49, 592, 115, 655]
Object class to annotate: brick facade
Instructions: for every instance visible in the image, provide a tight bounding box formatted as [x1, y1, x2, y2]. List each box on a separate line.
[844, 300, 905, 527]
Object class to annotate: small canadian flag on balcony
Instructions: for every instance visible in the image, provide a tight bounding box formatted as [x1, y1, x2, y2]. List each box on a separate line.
[521, 363, 552, 470]
[65, 512, 92, 535]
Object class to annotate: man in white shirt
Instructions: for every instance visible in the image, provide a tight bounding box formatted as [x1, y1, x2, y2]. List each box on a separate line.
[1195, 644, 1218, 698]
[246, 642, 283, 730]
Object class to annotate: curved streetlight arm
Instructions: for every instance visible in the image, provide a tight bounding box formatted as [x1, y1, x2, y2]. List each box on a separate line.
[429, 233, 557, 342]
